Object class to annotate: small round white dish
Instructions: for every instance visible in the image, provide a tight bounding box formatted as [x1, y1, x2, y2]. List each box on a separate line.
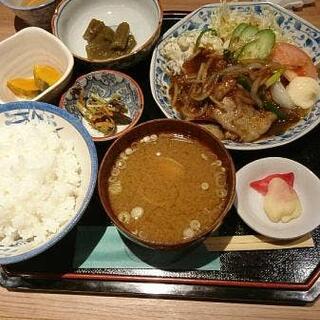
[52, 0, 162, 68]
[235, 157, 320, 239]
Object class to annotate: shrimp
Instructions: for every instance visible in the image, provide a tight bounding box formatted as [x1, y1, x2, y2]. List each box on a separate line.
[271, 42, 318, 79]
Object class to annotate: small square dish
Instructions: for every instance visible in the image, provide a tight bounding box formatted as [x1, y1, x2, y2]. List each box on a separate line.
[0, 27, 74, 104]
[236, 157, 320, 239]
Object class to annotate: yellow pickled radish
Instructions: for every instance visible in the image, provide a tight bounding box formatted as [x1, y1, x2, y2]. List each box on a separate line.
[33, 65, 62, 91]
[7, 78, 40, 98]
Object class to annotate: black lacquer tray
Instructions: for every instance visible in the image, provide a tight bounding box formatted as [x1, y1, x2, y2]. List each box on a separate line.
[1, 13, 320, 305]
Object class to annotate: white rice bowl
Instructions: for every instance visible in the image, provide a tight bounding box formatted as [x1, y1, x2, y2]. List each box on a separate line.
[0, 102, 97, 264]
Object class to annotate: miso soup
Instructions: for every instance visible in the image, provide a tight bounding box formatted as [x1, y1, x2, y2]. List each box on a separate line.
[108, 133, 228, 245]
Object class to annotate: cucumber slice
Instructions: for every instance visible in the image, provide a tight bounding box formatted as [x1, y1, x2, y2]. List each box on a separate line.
[229, 23, 248, 49]
[229, 24, 258, 53]
[232, 23, 249, 38]
[238, 25, 259, 43]
[238, 29, 276, 61]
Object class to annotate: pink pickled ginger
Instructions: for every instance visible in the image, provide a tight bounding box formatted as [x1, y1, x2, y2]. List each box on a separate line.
[263, 177, 302, 223]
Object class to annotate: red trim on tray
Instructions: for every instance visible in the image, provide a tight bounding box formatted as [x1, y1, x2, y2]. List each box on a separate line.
[3, 266, 320, 291]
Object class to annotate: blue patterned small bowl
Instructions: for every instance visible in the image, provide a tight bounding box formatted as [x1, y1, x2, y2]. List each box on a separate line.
[150, 1, 320, 150]
[60, 70, 144, 142]
[0, 101, 98, 265]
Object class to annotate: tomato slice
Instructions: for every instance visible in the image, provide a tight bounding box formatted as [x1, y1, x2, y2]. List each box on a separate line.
[249, 172, 294, 195]
[293, 61, 318, 79]
[271, 42, 318, 79]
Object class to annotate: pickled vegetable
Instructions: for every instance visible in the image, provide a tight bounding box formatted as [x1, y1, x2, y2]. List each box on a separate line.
[83, 19, 136, 60]
[250, 172, 294, 195]
[86, 43, 111, 60]
[74, 88, 132, 136]
[83, 19, 105, 42]
[33, 64, 62, 91]
[7, 78, 40, 98]
[7, 64, 61, 98]
[112, 22, 130, 50]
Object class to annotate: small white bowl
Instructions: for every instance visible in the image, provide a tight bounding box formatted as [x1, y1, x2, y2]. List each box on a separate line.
[51, 0, 162, 68]
[236, 157, 320, 239]
[0, 0, 60, 29]
[0, 27, 74, 104]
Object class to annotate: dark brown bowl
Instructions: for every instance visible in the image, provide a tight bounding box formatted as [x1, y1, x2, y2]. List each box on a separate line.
[98, 119, 236, 250]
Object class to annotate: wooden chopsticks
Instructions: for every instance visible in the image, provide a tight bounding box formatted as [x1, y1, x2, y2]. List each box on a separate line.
[204, 233, 314, 251]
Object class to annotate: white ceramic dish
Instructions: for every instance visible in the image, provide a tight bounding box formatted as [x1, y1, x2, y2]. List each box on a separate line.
[0, 27, 74, 104]
[0, 0, 59, 29]
[0, 101, 98, 265]
[236, 157, 320, 239]
[52, 0, 162, 68]
[150, 2, 320, 150]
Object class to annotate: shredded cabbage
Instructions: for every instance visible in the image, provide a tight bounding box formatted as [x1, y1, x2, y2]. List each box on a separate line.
[160, 0, 294, 74]
[210, 0, 292, 42]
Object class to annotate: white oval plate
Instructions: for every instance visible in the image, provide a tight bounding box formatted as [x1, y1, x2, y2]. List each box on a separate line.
[235, 157, 320, 239]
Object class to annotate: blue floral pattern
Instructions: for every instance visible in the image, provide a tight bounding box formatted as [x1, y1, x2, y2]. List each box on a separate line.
[62, 71, 143, 140]
[150, 2, 320, 150]
[4, 108, 58, 128]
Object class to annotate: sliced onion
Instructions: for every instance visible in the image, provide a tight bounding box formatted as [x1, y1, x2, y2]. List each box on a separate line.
[171, 82, 180, 106]
[250, 77, 263, 106]
[247, 63, 264, 70]
[196, 62, 207, 81]
[201, 182, 210, 190]
[270, 81, 295, 109]
[283, 70, 298, 82]
[220, 65, 249, 76]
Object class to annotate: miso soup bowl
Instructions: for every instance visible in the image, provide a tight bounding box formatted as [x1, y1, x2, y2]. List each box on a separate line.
[98, 119, 236, 250]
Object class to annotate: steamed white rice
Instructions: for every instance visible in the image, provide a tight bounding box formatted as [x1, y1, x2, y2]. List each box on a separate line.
[0, 120, 82, 246]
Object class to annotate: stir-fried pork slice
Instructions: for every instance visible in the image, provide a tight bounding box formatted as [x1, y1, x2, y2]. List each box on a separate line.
[199, 123, 225, 140]
[210, 78, 237, 101]
[208, 97, 277, 142]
